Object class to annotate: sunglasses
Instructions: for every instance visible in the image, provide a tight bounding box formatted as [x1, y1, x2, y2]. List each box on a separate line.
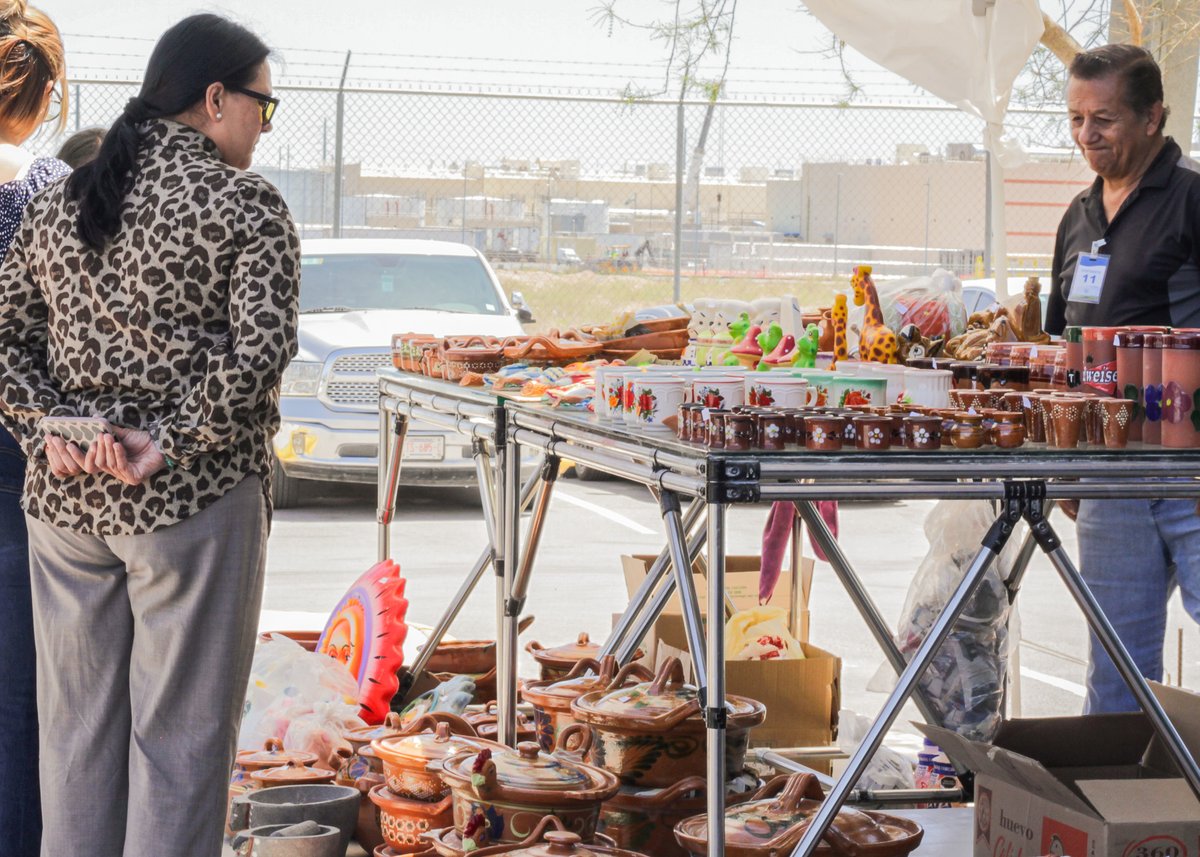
[227, 85, 279, 126]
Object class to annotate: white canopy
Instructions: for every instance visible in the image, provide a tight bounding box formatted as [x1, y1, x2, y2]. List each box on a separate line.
[802, 0, 1045, 299]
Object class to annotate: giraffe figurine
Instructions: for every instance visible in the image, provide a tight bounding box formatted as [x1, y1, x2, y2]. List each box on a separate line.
[830, 294, 849, 370]
[851, 265, 899, 364]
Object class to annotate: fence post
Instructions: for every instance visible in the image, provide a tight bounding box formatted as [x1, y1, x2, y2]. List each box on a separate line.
[332, 51, 351, 238]
[673, 99, 684, 304]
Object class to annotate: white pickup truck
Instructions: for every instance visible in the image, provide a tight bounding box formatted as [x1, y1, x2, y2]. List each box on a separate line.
[271, 238, 531, 507]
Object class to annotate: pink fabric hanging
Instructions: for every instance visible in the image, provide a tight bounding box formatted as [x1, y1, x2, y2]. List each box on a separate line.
[758, 500, 839, 603]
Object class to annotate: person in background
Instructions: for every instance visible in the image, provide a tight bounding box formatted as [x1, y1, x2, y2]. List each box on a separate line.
[1046, 44, 1200, 713]
[0, 3, 69, 856]
[0, 13, 298, 857]
[54, 125, 104, 167]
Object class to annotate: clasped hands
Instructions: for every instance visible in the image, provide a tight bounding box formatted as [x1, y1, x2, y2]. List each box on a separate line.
[44, 427, 166, 486]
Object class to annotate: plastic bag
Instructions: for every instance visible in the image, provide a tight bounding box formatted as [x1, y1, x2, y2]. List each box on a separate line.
[725, 606, 805, 661]
[239, 635, 365, 764]
[836, 708, 916, 791]
[845, 268, 968, 350]
[867, 500, 1022, 743]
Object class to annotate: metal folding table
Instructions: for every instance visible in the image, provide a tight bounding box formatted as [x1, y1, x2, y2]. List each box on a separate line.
[376, 370, 1200, 857]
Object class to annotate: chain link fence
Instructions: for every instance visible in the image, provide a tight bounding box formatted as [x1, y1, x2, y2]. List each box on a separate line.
[43, 79, 1103, 326]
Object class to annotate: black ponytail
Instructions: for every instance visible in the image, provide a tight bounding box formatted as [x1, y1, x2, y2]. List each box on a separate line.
[65, 14, 269, 251]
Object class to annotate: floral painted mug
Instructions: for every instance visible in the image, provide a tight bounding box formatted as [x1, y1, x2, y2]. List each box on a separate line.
[744, 375, 814, 409]
[692, 375, 745, 411]
[631, 376, 686, 432]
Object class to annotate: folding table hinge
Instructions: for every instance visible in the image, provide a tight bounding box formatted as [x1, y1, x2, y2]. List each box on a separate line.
[707, 458, 760, 504]
[504, 596, 526, 617]
[703, 706, 729, 730]
[493, 406, 508, 449]
[541, 454, 561, 483]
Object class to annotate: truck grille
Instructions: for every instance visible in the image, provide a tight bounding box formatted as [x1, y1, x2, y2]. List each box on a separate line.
[321, 351, 392, 410]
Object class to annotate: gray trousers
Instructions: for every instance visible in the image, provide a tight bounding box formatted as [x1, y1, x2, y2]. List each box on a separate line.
[27, 475, 267, 857]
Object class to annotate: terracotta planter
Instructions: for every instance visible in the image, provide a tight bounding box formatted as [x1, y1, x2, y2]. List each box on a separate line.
[435, 741, 620, 849]
[570, 657, 765, 788]
[370, 784, 456, 854]
[599, 772, 761, 857]
[673, 773, 924, 857]
[373, 719, 502, 801]
[523, 658, 654, 752]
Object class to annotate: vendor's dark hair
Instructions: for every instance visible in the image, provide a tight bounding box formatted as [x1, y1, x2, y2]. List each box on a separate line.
[1069, 44, 1169, 132]
[66, 13, 269, 251]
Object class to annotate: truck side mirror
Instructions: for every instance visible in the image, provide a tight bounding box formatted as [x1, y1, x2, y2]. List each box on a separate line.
[511, 291, 535, 324]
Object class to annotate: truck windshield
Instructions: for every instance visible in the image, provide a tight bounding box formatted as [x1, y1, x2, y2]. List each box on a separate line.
[299, 253, 506, 315]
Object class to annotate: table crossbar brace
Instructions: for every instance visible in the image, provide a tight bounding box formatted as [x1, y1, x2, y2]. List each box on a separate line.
[661, 490, 709, 691]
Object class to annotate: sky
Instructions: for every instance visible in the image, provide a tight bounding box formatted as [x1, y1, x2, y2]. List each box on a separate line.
[35, 0, 916, 100]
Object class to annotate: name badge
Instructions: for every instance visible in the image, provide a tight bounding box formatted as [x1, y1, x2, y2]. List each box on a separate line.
[1068, 240, 1109, 305]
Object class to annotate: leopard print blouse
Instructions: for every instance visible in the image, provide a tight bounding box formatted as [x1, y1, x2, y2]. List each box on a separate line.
[0, 119, 300, 535]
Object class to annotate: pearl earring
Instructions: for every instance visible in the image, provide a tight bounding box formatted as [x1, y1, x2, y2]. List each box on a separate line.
[215, 112, 222, 120]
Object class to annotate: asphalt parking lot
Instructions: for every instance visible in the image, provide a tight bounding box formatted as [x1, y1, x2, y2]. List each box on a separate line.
[261, 471, 1199, 734]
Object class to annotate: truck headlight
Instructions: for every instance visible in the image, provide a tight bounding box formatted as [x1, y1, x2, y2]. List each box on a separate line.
[280, 361, 322, 396]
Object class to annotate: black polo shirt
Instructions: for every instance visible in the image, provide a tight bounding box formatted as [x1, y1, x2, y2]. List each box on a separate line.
[1046, 137, 1200, 334]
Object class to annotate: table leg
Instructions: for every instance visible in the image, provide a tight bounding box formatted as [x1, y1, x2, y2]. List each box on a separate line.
[661, 490, 707, 689]
[705, 500, 727, 857]
[498, 429, 522, 746]
[788, 494, 1024, 857]
[376, 410, 408, 563]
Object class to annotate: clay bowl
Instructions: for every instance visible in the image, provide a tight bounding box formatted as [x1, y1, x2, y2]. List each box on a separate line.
[420, 639, 497, 676]
[377, 846, 437, 857]
[370, 784, 455, 854]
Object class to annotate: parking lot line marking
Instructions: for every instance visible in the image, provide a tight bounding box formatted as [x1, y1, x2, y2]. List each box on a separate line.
[556, 489, 657, 535]
[1020, 666, 1086, 697]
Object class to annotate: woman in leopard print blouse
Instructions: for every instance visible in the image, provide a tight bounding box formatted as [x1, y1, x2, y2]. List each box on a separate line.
[0, 15, 299, 857]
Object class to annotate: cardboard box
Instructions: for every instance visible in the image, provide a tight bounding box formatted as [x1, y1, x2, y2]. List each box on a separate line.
[920, 683, 1200, 857]
[621, 554, 839, 750]
[621, 553, 812, 643]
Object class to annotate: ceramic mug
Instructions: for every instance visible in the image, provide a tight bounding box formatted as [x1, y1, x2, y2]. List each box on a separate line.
[903, 415, 942, 450]
[631, 375, 686, 432]
[744, 375, 814, 409]
[828, 375, 887, 408]
[794, 370, 836, 407]
[692, 375, 745, 411]
[594, 365, 627, 422]
[804, 415, 845, 451]
[853, 416, 892, 451]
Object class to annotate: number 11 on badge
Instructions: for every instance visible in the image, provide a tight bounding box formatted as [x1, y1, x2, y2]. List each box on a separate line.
[1069, 238, 1109, 305]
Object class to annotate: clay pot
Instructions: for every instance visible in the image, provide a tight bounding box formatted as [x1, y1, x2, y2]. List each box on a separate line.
[1045, 396, 1087, 449]
[369, 784, 455, 854]
[989, 412, 1026, 449]
[251, 760, 339, 790]
[804, 415, 845, 452]
[1098, 397, 1134, 449]
[465, 701, 541, 745]
[229, 739, 322, 835]
[423, 818, 629, 857]
[373, 720, 501, 802]
[442, 337, 506, 382]
[422, 640, 497, 676]
[949, 412, 988, 450]
[435, 742, 620, 848]
[902, 415, 941, 451]
[522, 658, 653, 753]
[672, 773, 924, 857]
[599, 773, 761, 857]
[527, 634, 604, 683]
[853, 416, 891, 451]
[569, 658, 765, 788]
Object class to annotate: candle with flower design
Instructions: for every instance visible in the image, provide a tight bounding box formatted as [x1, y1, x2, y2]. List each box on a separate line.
[1161, 332, 1200, 448]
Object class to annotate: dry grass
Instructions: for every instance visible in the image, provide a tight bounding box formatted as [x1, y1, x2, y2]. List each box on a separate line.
[496, 269, 841, 330]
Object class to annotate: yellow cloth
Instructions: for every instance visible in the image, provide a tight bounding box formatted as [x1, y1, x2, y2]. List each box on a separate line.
[725, 606, 805, 661]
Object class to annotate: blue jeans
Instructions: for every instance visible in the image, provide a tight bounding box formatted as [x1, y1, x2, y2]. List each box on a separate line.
[0, 425, 39, 857]
[1076, 497, 1200, 714]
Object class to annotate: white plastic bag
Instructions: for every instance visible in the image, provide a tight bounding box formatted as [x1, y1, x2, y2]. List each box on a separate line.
[867, 500, 1022, 742]
[845, 268, 968, 354]
[836, 709, 916, 791]
[239, 635, 365, 763]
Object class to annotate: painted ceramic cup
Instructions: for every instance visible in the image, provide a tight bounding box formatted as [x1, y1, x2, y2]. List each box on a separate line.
[758, 413, 786, 451]
[1161, 332, 1200, 449]
[1045, 396, 1087, 449]
[594, 365, 626, 422]
[631, 376, 686, 432]
[745, 375, 813, 409]
[804, 415, 845, 452]
[853, 416, 891, 451]
[949, 389, 1000, 412]
[1143, 332, 1165, 445]
[1000, 391, 1026, 413]
[903, 415, 942, 450]
[705, 409, 730, 449]
[724, 414, 756, 452]
[1098, 397, 1134, 449]
[794, 370, 836, 407]
[692, 375, 744, 411]
[989, 412, 1026, 449]
[676, 403, 704, 442]
[828, 375, 887, 408]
